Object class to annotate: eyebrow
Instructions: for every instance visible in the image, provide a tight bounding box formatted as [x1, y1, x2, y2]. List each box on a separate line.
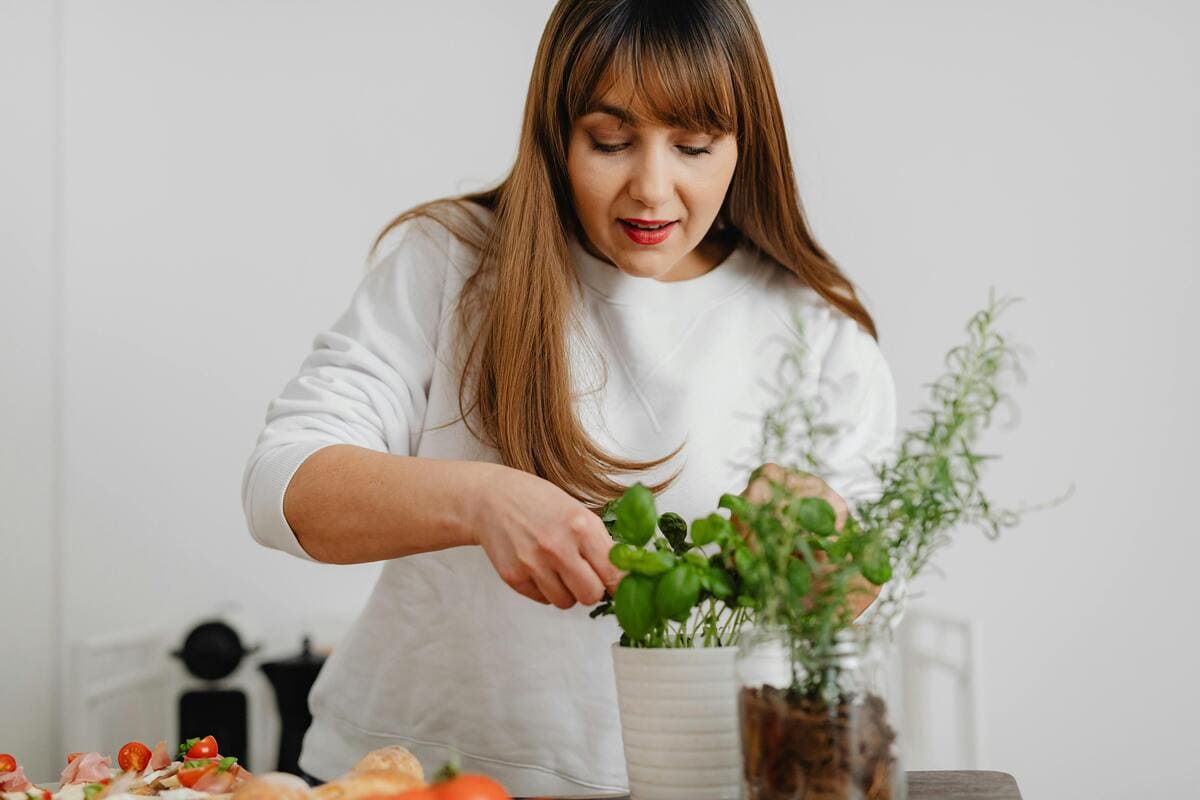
[585, 103, 636, 126]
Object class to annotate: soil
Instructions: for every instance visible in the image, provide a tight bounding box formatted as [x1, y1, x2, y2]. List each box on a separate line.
[740, 684, 899, 800]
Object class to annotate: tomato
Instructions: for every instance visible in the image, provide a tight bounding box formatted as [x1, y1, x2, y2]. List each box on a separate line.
[0, 754, 15, 773]
[67, 752, 84, 765]
[177, 761, 218, 789]
[433, 775, 510, 800]
[117, 741, 152, 773]
[185, 736, 219, 760]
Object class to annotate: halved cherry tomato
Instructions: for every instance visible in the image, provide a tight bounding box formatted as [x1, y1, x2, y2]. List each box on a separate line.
[0, 754, 16, 773]
[177, 761, 218, 789]
[117, 741, 152, 773]
[185, 736, 219, 760]
[66, 752, 84, 765]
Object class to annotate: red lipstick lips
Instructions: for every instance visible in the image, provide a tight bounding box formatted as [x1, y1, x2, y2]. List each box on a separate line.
[618, 218, 678, 246]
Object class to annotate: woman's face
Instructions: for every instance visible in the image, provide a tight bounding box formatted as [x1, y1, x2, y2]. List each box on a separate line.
[567, 88, 738, 282]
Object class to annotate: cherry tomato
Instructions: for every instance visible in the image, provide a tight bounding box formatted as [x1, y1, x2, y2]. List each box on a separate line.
[0, 754, 15, 773]
[177, 760, 218, 788]
[67, 752, 84, 765]
[117, 741, 152, 773]
[434, 774, 510, 800]
[185, 736, 218, 760]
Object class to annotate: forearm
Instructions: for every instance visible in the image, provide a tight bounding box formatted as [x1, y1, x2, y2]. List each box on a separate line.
[281, 444, 490, 564]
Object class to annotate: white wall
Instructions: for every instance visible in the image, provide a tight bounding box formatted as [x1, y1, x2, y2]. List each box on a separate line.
[1, 1, 1196, 796]
[0, 0, 59, 785]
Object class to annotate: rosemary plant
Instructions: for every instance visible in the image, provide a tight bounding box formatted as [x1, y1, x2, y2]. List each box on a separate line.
[596, 291, 1065, 690]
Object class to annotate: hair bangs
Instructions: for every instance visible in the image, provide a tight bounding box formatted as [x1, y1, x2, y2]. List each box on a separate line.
[570, 8, 737, 137]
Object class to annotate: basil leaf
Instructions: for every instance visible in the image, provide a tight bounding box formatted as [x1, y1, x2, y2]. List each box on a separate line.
[706, 566, 735, 599]
[654, 565, 702, 622]
[787, 558, 811, 597]
[608, 543, 637, 571]
[631, 549, 676, 578]
[657, 512, 688, 554]
[614, 574, 657, 641]
[691, 513, 732, 546]
[615, 484, 657, 546]
[794, 497, 837, 536]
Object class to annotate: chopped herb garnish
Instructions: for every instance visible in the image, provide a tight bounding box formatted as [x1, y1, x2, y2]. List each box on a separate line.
[216, 757, 237, 773]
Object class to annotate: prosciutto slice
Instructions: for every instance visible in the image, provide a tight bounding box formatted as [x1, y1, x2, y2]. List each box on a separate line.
[147, 742, 172, 772]
[191, 769, 236, 794]
[0, 765, 33, 792]
[60, 752, 112, 785]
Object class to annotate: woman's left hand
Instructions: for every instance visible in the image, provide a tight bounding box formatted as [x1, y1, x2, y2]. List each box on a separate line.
[740, 462, 880, 619]
[742, 463, 849, 532]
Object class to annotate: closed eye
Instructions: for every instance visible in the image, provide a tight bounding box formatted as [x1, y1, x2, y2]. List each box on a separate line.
[590, 141, 712, 157]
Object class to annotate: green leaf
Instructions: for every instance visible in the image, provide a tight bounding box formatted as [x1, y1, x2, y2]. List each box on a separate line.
[683, 551, 708, 568]
[658, 512, 689, 554]
[691, 513, 732, 546]
[615, 484, 657, 546]
[216, 757, 237, 773]
[655, 565, 702, 622]
[706, 566, 735, 599]
[614, 574, 657, 641]
[859, 540, 893, 585]
[794, 497, 837, 536]
[733, 546, 754, 577]
[178, 738, 200, 761]
[787, 558, 811, 597]
[718, 493, 751, 520]
[83, 785, 105, 800]
[608, 543, 637, 571]
[631, 549, 676, 577]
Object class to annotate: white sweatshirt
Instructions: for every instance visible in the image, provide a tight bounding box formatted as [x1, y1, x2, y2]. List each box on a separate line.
[241, 206, 897, 795]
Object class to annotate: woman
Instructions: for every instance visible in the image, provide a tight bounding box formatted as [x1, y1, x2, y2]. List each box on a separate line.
[241, 0, 896, 795]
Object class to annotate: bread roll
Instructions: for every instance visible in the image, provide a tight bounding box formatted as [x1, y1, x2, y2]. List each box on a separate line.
[312, 770, 423, 800]
[350, 746, 423, 783]
[231, 773, 312, 800]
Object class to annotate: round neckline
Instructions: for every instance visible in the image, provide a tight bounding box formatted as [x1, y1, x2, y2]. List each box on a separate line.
[567, 232, 766, 307]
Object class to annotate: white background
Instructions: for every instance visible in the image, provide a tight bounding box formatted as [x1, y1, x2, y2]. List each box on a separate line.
[2, 1, 1197, 797]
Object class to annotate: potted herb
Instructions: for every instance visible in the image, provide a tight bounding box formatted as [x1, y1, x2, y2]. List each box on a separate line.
[596, 294, 1065, 800]
[731, 294, 1065, 799]
[591, 486, 747, 800]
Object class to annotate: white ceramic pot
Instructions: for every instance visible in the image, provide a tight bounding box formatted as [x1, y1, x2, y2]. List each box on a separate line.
[610, 643, 741, 800]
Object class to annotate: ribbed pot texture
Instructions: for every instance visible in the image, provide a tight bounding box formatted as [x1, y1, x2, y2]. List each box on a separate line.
[611, 643, 741, 800]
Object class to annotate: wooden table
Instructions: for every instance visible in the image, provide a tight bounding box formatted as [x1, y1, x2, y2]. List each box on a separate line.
[525, 770, 1023, 799]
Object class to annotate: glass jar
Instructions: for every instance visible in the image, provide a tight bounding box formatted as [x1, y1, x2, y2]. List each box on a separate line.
[735, 625, 906, 800]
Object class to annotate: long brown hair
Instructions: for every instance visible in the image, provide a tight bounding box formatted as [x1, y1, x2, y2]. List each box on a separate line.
[367, 0, 878, 508]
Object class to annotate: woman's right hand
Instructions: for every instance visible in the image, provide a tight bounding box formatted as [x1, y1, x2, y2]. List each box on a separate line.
[468, 463, 622, 609]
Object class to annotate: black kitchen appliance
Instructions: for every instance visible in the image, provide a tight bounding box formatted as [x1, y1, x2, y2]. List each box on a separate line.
[172, 619, 260, 767]
[259, 636, 327, 775]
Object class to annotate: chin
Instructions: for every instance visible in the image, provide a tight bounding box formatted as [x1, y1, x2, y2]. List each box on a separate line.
[615, 253, 675, 280]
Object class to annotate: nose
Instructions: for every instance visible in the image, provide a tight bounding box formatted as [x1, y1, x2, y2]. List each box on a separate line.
[626, 145, 673, 211]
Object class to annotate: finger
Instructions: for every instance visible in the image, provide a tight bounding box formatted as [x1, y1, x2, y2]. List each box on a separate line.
[829, 493, 849, 531]
[511, 578, 550, 605]
[533, 569, 576, 610]
[579, 524, 623, 595]
[559, 553, 607, 606]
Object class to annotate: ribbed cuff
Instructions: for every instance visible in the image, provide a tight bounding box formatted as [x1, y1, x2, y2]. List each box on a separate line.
[244, 440, 340, 562]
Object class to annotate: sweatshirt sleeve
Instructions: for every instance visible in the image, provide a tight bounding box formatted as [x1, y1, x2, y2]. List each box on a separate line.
[812, 312, 899, 513]
[240, 217, 455, 561]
